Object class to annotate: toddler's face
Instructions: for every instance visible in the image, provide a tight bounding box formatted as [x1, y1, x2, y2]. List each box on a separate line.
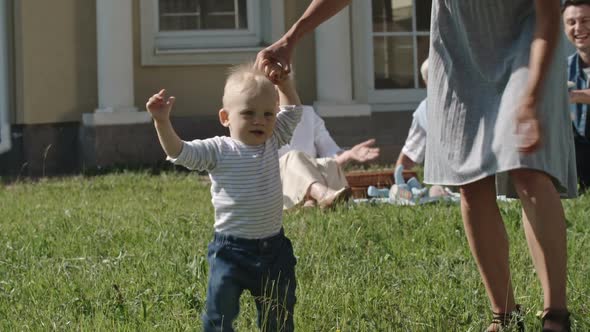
[221, 86, 278, 146]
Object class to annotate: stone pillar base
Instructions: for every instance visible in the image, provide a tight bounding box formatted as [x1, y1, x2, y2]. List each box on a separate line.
[79, 121, 164, 170]
[82, 109, 151, 126]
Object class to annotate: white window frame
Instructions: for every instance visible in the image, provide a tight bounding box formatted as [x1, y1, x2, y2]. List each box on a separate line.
[140, 0, 285, 66]
[351, 0, 428, 112]
[155, 0, 261, 49]
[0, 0, 11, 154]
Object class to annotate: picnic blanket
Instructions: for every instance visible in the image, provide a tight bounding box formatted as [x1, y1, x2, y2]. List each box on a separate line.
[351, 165, 460, 206]
[352, 185, 460, 206]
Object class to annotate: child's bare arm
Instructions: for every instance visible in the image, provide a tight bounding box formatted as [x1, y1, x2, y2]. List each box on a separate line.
[276, 77, 301, 106]
[146, 89, 183, 158]
[272, 75, 303, 147]
[154, 120, 183, 159]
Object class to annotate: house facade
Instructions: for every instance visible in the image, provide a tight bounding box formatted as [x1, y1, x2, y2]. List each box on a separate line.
[0, 0, 431, 177]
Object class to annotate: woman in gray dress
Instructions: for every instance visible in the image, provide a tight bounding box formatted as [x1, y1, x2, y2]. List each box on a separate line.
[256, 1, 574, 331]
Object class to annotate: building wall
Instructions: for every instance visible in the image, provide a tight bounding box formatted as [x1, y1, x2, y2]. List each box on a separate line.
[14, 0, 97, 125]
[12, 0, 318, 123]
[2, 0, 412, 177]
[286, 0, 317, 104]
[131, 0, 317, 118]
[324, 112, 413, 165]
[4, 0, 14, 124]
[132, 0, 225, 118]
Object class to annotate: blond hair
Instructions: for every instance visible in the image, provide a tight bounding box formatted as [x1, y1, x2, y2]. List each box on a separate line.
[222, 62, 276, 109]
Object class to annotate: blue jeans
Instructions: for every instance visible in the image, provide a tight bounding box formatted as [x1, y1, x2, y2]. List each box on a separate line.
[202, 229, 297, 332]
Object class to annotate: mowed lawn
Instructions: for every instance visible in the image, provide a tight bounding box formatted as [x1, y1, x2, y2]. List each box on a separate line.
[1, 172, 589, 331]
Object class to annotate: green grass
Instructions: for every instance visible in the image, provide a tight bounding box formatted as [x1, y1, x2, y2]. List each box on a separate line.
[0, 172, 588, 331]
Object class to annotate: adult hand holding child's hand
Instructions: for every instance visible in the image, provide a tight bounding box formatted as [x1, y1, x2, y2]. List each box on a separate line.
[256, 59, 288, 84]
[146, 89, 176, 122]
[255, 39, 293, 81]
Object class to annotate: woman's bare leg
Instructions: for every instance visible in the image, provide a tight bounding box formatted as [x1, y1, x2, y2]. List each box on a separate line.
[510, 169, 567, 311]
[460, 176, 516, 313]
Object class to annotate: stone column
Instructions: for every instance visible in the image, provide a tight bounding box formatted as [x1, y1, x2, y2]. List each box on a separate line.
[83, 0, 150, 126]
[313, 7, 370, 117]
[80, 0, 158, 169]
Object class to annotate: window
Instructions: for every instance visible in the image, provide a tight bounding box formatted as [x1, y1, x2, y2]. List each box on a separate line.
[140, 0, 284, 65]
[372, 0, 431, 90]
[159, 0, 249, 31]
[156, 0, 260, 49]
[350, 0, 430, 109]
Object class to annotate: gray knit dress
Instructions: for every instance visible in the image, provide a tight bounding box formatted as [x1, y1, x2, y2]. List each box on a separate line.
[424, 1, 577, 198]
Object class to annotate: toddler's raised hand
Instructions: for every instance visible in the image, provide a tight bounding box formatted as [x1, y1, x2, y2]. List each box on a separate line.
[146, 89, 176, 122]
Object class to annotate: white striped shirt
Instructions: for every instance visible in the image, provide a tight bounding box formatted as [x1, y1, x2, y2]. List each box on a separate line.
[170, 105, 302, 239]
[401, 99, 427, 164]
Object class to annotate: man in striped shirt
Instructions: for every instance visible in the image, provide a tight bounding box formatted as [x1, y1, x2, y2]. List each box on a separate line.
[146, 62, 302, 332]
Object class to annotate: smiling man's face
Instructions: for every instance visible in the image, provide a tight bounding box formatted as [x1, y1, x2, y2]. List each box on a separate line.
[564, 4, 590, 54]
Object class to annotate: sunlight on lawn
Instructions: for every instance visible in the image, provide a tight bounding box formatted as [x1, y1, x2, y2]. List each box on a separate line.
[0, 172, 588, 331]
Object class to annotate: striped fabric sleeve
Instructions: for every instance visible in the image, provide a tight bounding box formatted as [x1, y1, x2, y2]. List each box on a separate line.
[167, 136, 222, 171]
[273, 105, 303, 147]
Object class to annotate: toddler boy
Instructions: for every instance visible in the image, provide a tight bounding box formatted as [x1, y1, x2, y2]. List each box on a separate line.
[146, 62, 302, 331]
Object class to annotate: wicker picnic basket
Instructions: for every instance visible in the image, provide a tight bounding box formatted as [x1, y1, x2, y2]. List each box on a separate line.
[345, 169, 418, 199]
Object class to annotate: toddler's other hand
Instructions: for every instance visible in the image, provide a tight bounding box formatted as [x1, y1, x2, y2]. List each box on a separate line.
[146, 89, 175, 122]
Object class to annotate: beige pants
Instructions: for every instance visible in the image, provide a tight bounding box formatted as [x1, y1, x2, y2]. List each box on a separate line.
[279, 151, 348, 210]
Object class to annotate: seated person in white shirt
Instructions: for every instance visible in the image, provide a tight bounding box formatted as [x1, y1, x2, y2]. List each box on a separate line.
[278, 107, 379, 209]
[396, 59, 428, 170]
